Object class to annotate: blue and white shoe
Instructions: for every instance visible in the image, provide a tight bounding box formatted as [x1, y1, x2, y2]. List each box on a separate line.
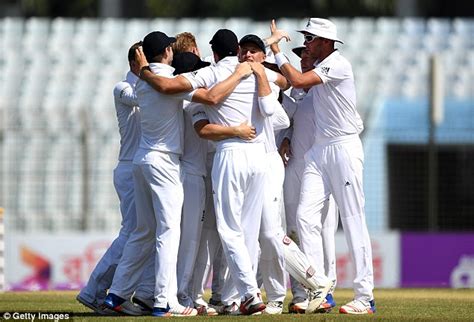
[316, 293, 336, 313]
[152, 305, 171, 317]
[152, 303, 197, 317]
[103, 293, 127, 313]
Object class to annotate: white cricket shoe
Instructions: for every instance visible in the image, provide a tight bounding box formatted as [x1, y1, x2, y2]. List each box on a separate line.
[339, 299, 376, 315]
[288, 297, 308, 314]
[306, 280, 332, 314]
[168, 303, 198, 316]
[263, 301, 283, 314]
[193, 299, 218, 316]
[240, 293, 266, 315]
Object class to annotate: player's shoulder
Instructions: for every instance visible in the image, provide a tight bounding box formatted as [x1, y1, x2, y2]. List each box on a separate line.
[113, 80, 133, 96]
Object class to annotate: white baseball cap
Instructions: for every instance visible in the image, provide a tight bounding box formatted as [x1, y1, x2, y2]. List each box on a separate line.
[297, 18, 344, 44]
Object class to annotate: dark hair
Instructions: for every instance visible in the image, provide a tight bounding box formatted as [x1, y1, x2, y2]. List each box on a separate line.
[209, 29, 238, 59]
[128, 41, 143, 62]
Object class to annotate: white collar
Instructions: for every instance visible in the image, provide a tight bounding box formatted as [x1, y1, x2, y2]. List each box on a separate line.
[149, 62, 175, 74]
[216, 56, 238, 65]
[316, 49, 339, 67]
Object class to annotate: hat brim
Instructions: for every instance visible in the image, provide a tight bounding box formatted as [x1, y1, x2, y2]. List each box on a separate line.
[296, 30, 344, 44]
[196, 60, 211, 70]
[292, 46, 305, 58]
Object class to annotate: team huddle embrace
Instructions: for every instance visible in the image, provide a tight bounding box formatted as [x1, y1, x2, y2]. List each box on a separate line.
[76, 18, 376, 317]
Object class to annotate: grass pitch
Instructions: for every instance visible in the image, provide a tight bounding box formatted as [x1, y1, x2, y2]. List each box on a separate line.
[1, 288, 473, 321]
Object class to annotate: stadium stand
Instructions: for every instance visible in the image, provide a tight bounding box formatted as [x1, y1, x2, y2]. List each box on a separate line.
[0, 17, 472, 233]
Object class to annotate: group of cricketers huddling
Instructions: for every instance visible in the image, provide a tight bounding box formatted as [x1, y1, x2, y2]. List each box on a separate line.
[76, 17, 376, 316]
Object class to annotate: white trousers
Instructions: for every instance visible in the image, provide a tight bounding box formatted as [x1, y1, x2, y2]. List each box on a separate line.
[212, 143, 266, 300]
[109, 152, 184, 308]
[80, 161, 148, 303]
[189, 153, 226, 304]
[221, 151, 287, 305]
[258, 151, 286, 302]
[284, 157, 339, 299]
[177, 172, 206, 305]
[297, 135, 373, 301]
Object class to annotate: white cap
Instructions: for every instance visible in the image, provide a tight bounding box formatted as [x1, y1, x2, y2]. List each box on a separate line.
[297, 18, 343, 44]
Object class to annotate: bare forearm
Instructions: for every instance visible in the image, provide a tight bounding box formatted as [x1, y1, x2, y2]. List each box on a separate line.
[140, 68, 192, 94]
[197, 123, 241, 141]
[193, 72, 242, 105]
[255, 72, 272, 97]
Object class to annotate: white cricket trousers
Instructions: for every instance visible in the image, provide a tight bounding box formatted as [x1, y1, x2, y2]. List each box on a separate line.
[212, 142, 266, 300]
[177, 172, 206, 305]
[284, 157, 339, 299]
[297, 134, 374, 301]
[109, 152, 184, 308]
[190, 152, 226, 304]
[80, 161, 147, 303]
[258, 151, 286, 302]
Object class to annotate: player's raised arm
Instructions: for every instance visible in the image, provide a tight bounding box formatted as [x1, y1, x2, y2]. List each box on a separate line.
[268, 19, 322, 89]
[135, 46, 193, 94]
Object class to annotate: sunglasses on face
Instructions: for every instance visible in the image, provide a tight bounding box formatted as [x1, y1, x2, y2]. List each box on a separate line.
[304, 34, 320, 43]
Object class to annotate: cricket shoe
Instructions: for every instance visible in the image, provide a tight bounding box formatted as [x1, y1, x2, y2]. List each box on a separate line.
[152, 303, 198, 317]
[193, 299, 218, 316]
[169, 303, 198, 316]
[263, 301, 283, 314]
[119, 295, 153, 316]
[208, 298, 225, 314]
[222, 302, 241, 315]
[152, 305, 171, 317]
[306, 280, 332, 314]
[315, 293, 336, 313]
[339, 299, 376, 315]
[288, 297, 308, 314]
[240, 293, 266, 315]
[76, 294, 118, 315]
[103, 293, 128, 314]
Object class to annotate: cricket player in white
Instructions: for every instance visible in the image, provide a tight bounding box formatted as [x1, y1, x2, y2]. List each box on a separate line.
[280, 46, 338, 313]
[135, 29, 288, 315]
[171, 53, 211, 312]
[237, 35, 290, 315]
[183, 29, 287, 315]
[77, 42, 153, 316]
[269, 19, 376, 314]
[104, 31, 197, 317]
[130, 30, 259, 314]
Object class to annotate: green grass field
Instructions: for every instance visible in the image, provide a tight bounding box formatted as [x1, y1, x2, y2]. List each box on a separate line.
[1, 289, 474, 321]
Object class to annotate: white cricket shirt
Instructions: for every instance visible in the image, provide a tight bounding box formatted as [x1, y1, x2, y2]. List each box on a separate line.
[113, 71, 141, 162]
[182, 56, 278, 149]
[282, 91, 315, 159]
[311, 50, 364, 140]
[134, 63, 193, 161]
[181, 101, 208, 176]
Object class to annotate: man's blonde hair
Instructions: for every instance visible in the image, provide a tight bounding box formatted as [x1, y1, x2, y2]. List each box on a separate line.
[172, 32, 198, 54]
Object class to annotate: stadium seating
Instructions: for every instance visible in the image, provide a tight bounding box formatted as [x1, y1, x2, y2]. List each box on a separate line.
[0, 17, 472, 233]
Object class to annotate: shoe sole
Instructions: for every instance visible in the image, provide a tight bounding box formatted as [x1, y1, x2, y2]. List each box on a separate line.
[339, 307, 374, 315]
[288, 304, 306, 314]
[305, 283, 332, 314]
[241, 303, 266, 315]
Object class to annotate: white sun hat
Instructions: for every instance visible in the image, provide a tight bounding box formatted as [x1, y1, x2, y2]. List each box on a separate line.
[297, 18, 344, 44]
